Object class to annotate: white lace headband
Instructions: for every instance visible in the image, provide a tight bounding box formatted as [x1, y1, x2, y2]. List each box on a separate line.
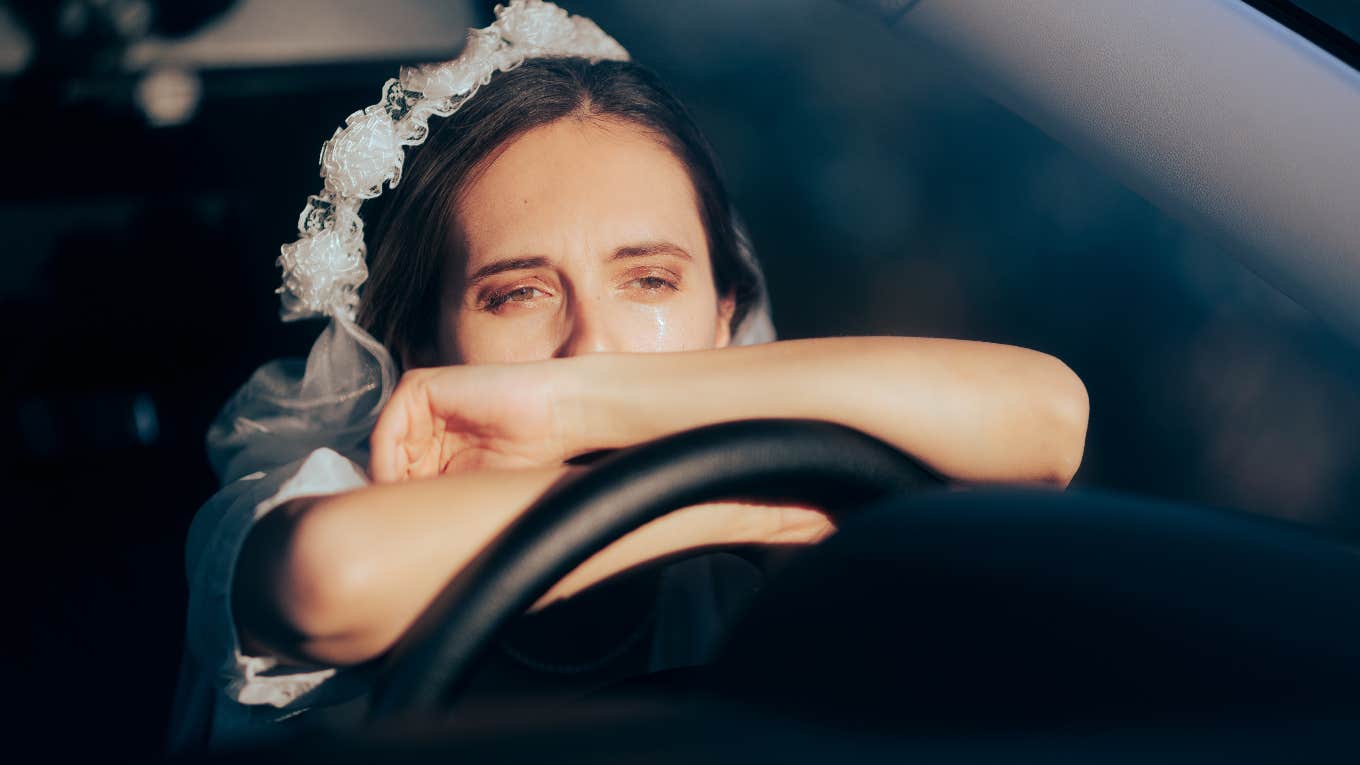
[275, 0, 630, 323]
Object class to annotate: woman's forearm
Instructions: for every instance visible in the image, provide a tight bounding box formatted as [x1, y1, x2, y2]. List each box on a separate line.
[234, 464, 574, 667]
[233, 464, 829, 668]
[558, 336, 1089, 487]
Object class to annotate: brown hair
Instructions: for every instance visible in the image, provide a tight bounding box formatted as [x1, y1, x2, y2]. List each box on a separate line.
[356, 56, 762, 370]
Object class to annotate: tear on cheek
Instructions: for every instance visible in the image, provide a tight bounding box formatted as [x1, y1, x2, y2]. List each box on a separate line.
[626, 304, 673, 352]
[622, 304, 703, 353]
[650, 309, 670, 351]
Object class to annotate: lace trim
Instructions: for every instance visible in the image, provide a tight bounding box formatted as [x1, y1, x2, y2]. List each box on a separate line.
[276, 0, 630, 322]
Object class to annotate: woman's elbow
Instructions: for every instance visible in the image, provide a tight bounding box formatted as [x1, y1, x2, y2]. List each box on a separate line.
[235, 494, 383, 665]
[1037, 355, 1089, 487]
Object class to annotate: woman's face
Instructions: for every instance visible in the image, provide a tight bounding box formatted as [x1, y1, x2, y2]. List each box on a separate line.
[435, 117, 735, 365]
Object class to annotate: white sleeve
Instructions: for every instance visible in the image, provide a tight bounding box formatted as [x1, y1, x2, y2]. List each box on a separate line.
[183, 446, 372, 709]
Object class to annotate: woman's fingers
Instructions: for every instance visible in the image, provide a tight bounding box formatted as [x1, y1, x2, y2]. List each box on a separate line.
[371, 371, 440, 483]
[767, 504, 837, 544]
[699, 500, 836, 546]
[370, 361, 571, 481]
[369, 391, 405, 483]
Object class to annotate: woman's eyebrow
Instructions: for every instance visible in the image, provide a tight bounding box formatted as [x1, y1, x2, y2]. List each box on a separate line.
[466, 243, 692, 285]
[608, 242, 693, 263]
[466, 256, 551, 286]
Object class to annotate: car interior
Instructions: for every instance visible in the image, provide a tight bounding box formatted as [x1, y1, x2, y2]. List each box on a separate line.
[7, 0, 1360, 761]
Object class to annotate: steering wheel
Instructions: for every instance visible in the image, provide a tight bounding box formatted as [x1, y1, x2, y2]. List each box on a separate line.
[367, 418, 944, 721]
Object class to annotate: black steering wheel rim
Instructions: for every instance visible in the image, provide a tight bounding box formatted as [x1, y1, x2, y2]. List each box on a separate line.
[367, 417, 944, 722]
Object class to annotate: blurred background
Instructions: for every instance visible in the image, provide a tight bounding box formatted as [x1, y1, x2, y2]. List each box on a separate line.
[5, 0, 1358, 757]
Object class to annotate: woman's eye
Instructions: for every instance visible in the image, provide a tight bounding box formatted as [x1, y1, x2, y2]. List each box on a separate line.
[483, 285, 545, 312]
[627, 276, 679, 292]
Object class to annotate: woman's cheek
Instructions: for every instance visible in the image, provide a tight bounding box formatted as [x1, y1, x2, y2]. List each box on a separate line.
[620, 300, 709, 353]
[636, 303, 671, 352]
[456, 313, 559, 364]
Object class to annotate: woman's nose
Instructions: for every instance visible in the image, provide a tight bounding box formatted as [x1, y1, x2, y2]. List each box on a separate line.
[555, 296, 616, 357]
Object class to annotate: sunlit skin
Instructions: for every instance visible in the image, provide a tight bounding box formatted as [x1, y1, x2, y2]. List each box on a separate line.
[236, 115, 1089, 668]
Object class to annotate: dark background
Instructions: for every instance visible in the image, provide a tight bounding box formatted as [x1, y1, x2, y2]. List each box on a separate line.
[5, 0, 1358, 758]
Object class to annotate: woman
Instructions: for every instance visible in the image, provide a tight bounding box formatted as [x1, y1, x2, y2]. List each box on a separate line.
[170, 1, 1088, 754]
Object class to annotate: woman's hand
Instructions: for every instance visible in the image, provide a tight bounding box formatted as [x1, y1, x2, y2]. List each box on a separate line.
[369, 362, 571, 482]
[533, 498, 835, 612]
